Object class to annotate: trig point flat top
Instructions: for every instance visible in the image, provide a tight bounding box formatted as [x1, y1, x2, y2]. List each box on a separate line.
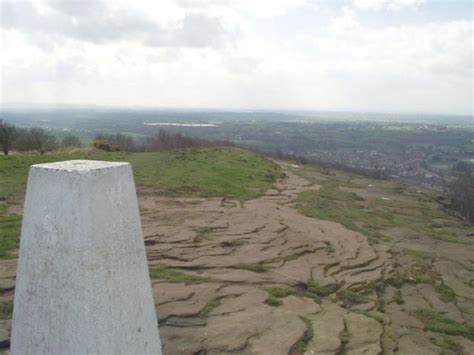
[31, 159, 129, 172]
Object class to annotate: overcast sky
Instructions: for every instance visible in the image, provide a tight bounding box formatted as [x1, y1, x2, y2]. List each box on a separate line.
[0, 0, 472, 115]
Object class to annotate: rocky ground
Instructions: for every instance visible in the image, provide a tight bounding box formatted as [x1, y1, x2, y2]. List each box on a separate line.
[1, 161, 473, 354]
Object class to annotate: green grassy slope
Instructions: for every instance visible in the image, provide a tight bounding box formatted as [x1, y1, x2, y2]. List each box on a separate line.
[293, 164, 473, 245]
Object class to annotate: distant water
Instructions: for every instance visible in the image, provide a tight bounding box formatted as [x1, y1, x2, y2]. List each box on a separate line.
[144, 122, 217, 127]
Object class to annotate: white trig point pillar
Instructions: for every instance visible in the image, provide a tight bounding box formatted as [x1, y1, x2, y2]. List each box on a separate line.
[11, 160, 162, 355]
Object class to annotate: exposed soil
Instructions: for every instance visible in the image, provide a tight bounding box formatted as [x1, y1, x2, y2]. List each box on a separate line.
[1, 162, 473, 354]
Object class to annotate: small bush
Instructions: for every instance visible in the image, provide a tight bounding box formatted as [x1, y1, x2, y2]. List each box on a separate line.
[92, 139, 119, 152]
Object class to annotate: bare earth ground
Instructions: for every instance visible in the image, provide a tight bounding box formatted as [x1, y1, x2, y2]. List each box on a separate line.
[1, 161, 474, 354]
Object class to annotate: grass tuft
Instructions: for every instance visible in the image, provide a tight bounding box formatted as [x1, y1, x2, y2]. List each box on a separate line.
[292, 317, 313, 354]
[414, 310, 474, 340]
[149, 265, 208, 283]
[235, 263, 270, 273]
[403, 248, 433, 260]
[0, 214, 21, 259]
[337, 289, 371, 305]
[199, 299, 222, 318]
[435, 283, 456, 304]
[307, 280, 338, 297]
[394, 289, 404, 305]
[0, 300, 13, 320]
[324, 241, 335, 254]
[266, 286, 296, 298]
[431, 336, 464, 354]
[265, 295, 282, 307]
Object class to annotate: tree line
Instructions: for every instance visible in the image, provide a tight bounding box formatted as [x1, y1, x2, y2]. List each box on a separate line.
[0, 119, 68, 155]
[0, 119, 233, 155]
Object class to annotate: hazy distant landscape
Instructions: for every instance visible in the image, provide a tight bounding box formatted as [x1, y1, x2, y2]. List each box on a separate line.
[2, 107, 473, 190]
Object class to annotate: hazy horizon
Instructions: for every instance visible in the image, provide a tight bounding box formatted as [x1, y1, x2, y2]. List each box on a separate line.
[1, 101, 473, 118]
[1, 0, 473, 116]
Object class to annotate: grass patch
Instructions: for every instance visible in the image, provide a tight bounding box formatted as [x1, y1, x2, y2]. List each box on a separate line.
[295, 184, 387, 244]
[338, 320, 350, 354]
[403, 248, 433, 260]
[414, 310, 474, 340]
[193, 226, 227, 242]
[265, 286, 295, 307]
[431, 336, 464, 354]
[295, 174, 472, 246]
[307, 280, 338, 298]
[235, 263, 270, 273]
[199, 299, 222, 318]
[435, 283, 456, 304]
[0, 300, 13, 320]
[324, 241, 335, 254]
[292, 317, 313, 354]
[266, 286, 296, 298]
[0, 214, 21, 259]
[394, 289, 404, 305]
[265, 295, 282, 307]
[199, 295, 239, 317]
[433, 234, 473, 245]
[195, 226, 216, 239]
[408, 265, 441, 285]
[129, 148, 282, 200]
[337, 289, 371, 305]
[149, 265, 208, 283]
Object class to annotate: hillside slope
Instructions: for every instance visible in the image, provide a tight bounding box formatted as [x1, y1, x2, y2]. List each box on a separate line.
[0, 149, 473, 354]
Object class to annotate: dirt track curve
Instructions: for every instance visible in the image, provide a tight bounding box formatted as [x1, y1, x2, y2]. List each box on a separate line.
[141, 167, 394, 354]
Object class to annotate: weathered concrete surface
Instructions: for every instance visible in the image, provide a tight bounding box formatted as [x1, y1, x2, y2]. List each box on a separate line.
[11, 160, 161, 355]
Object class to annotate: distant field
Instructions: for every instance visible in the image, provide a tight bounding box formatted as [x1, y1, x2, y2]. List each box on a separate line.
[0, 147, 282, 258]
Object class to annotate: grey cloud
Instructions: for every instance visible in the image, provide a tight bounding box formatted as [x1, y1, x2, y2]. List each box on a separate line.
[0, 1, 235, 48]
